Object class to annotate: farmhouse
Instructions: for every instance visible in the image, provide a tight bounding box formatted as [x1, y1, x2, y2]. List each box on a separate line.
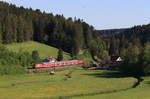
[111, 56, 122, 62]
[100, 56, 123, 70]
[44, 56, 56, 63]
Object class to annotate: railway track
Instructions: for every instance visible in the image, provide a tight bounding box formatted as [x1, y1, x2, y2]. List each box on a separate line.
[28, 64, 83, 72]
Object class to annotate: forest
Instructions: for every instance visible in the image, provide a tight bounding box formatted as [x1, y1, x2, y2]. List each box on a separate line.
[105, 24, 150, 76]
[0, 1, 106, 57]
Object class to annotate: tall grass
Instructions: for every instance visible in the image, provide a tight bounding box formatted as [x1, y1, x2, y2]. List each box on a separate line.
[0, 65, 27, 75]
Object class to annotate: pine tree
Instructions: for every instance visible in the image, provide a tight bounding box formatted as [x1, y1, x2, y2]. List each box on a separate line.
[141, 43, 150, 74]
[0, 23, 2, 43]
[17, 16, 24, 42]
[57, 49, 63, 61]
[72, 23, 84, 55]
[32, 50, 41, 64]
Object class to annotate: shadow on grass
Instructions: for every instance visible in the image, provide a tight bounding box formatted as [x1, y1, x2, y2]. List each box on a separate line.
[144, 81, 150, 84]
[144, 79, 150, 84]
[143, 74, 150, 84]
[83, 71, 130, 78]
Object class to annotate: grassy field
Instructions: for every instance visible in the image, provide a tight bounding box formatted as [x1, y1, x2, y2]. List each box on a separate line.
[5, 41, 70, 60]
[71, 77, 150, 99]
[1, 42, 149, 99]
[0, 67, 136, 99]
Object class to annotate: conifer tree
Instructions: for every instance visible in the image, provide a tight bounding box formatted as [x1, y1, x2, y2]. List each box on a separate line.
[57, 49, 63, 61]
[32, 50, 41, 64]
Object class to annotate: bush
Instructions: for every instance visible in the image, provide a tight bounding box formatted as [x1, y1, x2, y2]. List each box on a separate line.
[57, 49, 63, 61]
[0, 65, 27, 75]
[74, 51, 93, 68]
[0, 45, 41, 75]
[0, 45, 33, 66]
[19, 52, 32, 67]
[32, 50, 41, 65]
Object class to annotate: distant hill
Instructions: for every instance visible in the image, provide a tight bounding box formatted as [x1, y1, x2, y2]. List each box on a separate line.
[105, 24, 150, 55]
[5, 41, 70, 60]
[97, 28, 126, 37]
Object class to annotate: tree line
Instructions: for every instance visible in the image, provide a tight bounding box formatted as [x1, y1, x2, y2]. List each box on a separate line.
[0, 2, 106, 59]
[105, 24, 150, 76]
[105, 24, 150, 56]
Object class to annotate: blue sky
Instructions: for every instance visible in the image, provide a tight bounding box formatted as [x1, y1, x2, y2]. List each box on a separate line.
[6, 0, 150, 30]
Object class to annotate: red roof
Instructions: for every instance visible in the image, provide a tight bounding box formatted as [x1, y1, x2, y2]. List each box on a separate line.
[46, 56, 56, 60]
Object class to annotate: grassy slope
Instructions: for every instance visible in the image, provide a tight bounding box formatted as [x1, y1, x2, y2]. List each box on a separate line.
[0, 68, 136, 99]
[71, 76, 150, 99]
[5, 41, 70, 60]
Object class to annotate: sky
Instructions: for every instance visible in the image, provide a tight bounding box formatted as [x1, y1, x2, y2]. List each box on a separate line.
[3, 0, 150, 30]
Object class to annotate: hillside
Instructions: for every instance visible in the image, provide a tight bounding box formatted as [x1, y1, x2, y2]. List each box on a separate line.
[0, 1, 106, 57]
[5, 41, 70, 60]
[103, 24, 150, 56]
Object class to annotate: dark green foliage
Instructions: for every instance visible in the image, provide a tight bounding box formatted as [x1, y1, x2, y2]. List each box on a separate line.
[32, 50, 40, 60]
[124, 44, 140, 64]
[109, 36, 119, 56]
[120, 44, 143, 77]
[140, 43, 150, 74]
[107, 24, 150, 57]
[120, 63, 144, 77]
[0, 45, 19, 65]
[120, 43, 150, 77]
[0, 2, 106, 59]
[0, 23, 2, 43]
[57, 49, 63, 61]
[101, 24, 150, 76]
[32, 50, 41, 64]
[0, 45, 32, 75]
[0, 65, 27, 75]
[0, 45, 32, 67]
[98, 50, 109, 61]
[19, 52, 32, 67]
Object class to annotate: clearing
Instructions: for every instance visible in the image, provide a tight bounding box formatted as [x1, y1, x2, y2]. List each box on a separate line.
[5, 41, 70, 60]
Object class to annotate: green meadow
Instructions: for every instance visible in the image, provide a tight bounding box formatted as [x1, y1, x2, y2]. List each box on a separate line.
[5, 41, 70, 60]
[71, 76, 150, 99]
[0, 67, 136, 99]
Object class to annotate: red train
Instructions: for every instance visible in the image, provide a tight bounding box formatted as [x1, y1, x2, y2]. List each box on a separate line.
[33, 60, 84, 68]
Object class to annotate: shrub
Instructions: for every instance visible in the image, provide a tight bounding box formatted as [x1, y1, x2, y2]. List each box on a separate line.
[0, 45, 33, 67]
[19, 52, 32, 67]
[57, 49, 63, 61]
[0, 65, 27, 75]
[32, 50, 41, 65]
[75, 50, 94, 68]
